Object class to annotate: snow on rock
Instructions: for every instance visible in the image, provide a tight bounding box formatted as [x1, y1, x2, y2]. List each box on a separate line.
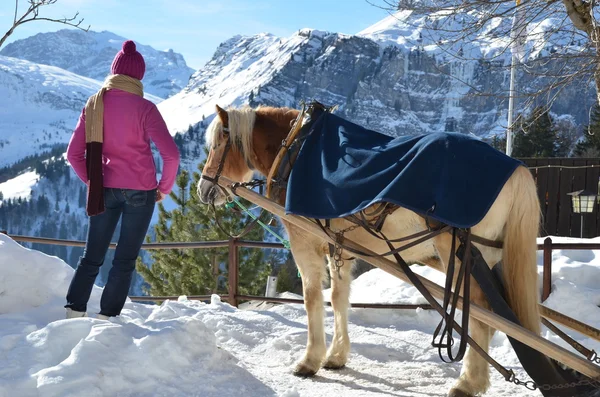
[357, 8, 581, 64]
[0, 55, 100, 168]
[0, 55, 162, 168]
[1, 29, 195, 99]
[158, 32, 307, 134]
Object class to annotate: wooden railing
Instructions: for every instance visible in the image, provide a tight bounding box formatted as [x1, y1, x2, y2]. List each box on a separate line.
[2, 231, 598, 307]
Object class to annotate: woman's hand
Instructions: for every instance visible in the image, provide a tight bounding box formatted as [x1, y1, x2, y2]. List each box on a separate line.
[156, 191, 166, 202]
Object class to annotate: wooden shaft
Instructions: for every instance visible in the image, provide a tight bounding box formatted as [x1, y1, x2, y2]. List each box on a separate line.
[220, 176, 600, 380]
[540, 305, 600, 342]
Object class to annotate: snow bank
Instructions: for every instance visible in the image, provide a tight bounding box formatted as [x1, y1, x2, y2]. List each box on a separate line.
[0, 233, 82, 314]
[0, 234, 275, 397]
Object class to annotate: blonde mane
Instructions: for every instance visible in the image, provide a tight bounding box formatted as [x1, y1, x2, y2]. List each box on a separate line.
[205, 106, 256, 163]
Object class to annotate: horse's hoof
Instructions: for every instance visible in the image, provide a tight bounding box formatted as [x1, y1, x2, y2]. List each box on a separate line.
[447, 389, 474, 397]
[293, 364, 318, 378]
[323, 355, 347, 370]
[323, 362, 345, 370]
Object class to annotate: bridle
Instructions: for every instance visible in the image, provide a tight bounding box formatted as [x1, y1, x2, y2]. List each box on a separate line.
[200, 126, 232, 186]
[200, 124, 270, 238]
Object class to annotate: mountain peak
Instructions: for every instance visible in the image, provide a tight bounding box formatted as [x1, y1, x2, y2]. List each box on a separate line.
[0, 29, 195, 99]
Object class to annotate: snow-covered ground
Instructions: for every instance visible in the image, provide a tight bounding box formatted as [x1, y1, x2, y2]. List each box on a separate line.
[0, 171, 39, 203]
[0, 233, 599, 397]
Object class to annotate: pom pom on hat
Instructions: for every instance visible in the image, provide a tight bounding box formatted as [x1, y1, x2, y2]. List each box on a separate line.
[110, 40, 145, 80]
[122, 40, 137, 54]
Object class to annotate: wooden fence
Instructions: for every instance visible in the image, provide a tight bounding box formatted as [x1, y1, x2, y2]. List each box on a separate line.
[0, 232, 587, 306]
[0, 232, 432, 310]
[520, 157, 600, 238]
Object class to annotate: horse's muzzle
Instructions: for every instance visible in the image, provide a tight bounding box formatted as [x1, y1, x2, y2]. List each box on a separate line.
[198, 179, 225, 205]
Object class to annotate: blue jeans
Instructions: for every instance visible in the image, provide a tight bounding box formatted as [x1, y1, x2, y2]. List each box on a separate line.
[65, 188, 155, 316]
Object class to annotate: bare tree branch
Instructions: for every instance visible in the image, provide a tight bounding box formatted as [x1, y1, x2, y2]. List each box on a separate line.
[14, 0, 19, 25]
[0, 0, 90, 50]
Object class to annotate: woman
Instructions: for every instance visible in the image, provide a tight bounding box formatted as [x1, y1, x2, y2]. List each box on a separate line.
[65, 40, 180, 320]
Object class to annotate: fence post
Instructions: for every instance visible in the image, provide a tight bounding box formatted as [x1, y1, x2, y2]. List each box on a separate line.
[265, 275, 278, 297]
[228, 238, 239, 307]
[542, 237, 552, 302]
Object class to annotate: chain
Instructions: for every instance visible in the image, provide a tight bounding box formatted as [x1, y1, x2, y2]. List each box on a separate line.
[333, 235, 345, 279]
[508, 370, 600, 392]
[332, 224, 360, 278]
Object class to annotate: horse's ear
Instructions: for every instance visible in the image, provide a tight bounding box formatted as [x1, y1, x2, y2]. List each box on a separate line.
[215, 105, 229, 125]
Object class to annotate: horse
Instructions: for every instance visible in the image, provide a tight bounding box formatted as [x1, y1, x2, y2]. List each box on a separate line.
[196, 103, 542, 397]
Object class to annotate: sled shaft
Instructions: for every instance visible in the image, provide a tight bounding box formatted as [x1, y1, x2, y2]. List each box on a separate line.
[540, 306, 600, 342]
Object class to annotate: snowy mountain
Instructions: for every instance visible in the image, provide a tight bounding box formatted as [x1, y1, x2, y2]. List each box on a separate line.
[160, 13, 592, 138]
[0, 55, 163, 169]
[0, 29, 195, 99]
[357, 9, 580, 62]
[0, 55, 101, 168]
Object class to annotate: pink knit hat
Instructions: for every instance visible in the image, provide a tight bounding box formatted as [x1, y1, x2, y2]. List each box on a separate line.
[110, 40, 145, 80]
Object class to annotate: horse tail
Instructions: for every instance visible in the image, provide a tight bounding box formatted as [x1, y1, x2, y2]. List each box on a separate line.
[502, 165, 542, 335]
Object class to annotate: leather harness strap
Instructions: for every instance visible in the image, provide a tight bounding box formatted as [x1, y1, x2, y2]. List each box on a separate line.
[201, 126, 231, 185]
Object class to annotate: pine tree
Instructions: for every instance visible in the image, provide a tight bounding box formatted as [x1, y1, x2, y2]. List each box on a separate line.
[512, 107, 557, 158]
[37, 194, 49, 214]
[136, 162, 273, 298]
[575, 105, 600, 157]
[59, 221, 68, 239]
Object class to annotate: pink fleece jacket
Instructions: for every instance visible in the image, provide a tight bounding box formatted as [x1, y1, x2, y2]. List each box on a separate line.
[66, 89, 180, 194]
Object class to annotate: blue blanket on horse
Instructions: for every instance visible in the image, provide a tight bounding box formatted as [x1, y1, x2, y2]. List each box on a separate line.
[285, 111, 522, 229]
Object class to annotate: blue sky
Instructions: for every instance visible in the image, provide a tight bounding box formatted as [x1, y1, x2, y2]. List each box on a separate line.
[0, 0, 393, 69]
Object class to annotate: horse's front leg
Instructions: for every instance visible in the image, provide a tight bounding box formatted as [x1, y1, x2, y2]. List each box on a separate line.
[323, 252, 352, 369]
[285, 224, 328, 377]
[434, 234, 494, 397]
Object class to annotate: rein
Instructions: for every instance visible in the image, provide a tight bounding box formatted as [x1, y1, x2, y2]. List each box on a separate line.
[208, 179, 276, 240]
[226, 192, 290, 249]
